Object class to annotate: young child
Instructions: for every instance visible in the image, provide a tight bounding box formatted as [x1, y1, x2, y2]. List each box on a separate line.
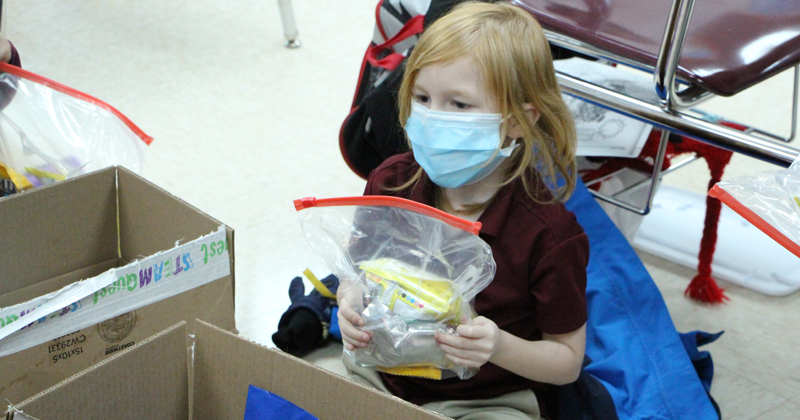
[338, 2, 589, 419]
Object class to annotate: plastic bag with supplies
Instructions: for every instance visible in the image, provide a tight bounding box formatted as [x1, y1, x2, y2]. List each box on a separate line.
[294, 195, 496, 380]
[0, 62, 150, 195]
[709, 155, 800, 258]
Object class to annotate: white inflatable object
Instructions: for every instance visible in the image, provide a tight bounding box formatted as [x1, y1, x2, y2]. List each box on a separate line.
[633, 185, 800, 296]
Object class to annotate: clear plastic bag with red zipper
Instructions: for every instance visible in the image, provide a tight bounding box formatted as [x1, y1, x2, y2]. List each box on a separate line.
[709, 155, 800, 258]
[294, 195, 496, 380]
[0, 62, 150, 193]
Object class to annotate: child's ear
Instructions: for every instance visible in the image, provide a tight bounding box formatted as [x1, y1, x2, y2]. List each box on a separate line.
[507, 103, 540, 139]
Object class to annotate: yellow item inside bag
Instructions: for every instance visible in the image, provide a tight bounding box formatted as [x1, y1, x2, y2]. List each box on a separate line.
[360, 258, 462, 323]
[377, 365, 443, 380]
[0, 161, 34, 191]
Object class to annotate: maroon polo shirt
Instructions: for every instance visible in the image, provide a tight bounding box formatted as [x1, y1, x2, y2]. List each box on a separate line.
[0, 42, 21, 111]
[364, 152, 589, 419]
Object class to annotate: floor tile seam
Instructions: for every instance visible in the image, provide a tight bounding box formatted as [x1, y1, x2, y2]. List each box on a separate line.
[713, 366, 789, 420]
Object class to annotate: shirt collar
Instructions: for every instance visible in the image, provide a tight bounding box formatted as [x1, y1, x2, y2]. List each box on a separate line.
[412, 169, 514, 239]
[476, 182, 514, 238]
[410, 170, 435, 208]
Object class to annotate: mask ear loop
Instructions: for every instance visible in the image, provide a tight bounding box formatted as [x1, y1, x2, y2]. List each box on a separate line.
[498, 113, 519, 155]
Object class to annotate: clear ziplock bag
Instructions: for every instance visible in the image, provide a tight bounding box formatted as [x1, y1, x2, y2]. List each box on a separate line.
[294, 196, 496, 380]
[0, 62, 150, 192]
[709, 156, 800, 258]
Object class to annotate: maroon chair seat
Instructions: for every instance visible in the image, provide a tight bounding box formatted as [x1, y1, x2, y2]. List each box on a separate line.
[511, 0, 800, 97]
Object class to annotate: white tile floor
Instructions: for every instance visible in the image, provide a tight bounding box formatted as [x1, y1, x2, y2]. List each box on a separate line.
[4, 1, 799, 418]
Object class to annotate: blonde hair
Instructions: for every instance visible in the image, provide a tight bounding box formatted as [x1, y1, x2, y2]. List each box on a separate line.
[395, 1, 577, 210]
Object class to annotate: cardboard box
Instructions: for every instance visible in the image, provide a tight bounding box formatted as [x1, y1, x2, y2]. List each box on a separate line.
[0, 166, 236, 405]
[5, 320, 449, 420]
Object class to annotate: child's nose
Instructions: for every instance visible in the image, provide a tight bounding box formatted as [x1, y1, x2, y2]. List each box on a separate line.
[429, 100, 448, 112]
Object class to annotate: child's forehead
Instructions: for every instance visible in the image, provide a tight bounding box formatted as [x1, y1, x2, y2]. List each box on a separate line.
[414, 56, 486, 92]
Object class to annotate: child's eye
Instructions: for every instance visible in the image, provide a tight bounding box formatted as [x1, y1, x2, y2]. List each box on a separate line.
[452, 101, 472, 110]
[414, 94, 430, 104]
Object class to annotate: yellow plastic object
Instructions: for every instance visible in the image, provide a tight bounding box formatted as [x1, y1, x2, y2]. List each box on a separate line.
[0, 161, 34, 191]
[360, 258, 461, 322]
[302, 268, 337, 299]
[794, 196, 800, 208]
[378, 365, 443, 380]
[25, 166, 66, 182]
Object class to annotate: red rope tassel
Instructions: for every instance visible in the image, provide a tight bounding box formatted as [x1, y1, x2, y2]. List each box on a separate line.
[684, 178, 730, 303]
[580, 122, 744, 304]
[679, 136, 735, 304]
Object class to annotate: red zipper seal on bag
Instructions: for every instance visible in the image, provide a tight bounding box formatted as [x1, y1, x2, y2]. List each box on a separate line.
[709, 184, 800, 258]
[294, 195, 482, 235]
[0, 62, 153, 145]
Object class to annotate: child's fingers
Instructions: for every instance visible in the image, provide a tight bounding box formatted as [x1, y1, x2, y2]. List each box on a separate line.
[435, 331, 463, 348]
[455, 323, 489, 339]
[435, 331, 485, 352]
[337, 307, 371, 348]
[338, 316, 370, 342]
[339, 305, 365, 327]
[444, 354, 482, 368]
[340, 325, 370, 348]
[438, 342, 486, 368]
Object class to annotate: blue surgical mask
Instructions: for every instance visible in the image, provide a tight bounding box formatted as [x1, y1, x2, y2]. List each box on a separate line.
[405, 101, 518, 189]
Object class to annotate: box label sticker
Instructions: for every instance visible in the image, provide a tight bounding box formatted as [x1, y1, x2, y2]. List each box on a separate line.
[0, 226, 231, 358]
[97, 311, 137, 343]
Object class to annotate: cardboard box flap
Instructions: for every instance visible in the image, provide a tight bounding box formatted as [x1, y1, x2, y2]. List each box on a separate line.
[0, 167, 118, 295]
[5, 321, 446, 420]
[0, 258, 119, 309]
[192, 320, 448, 420]
[0, 226, 232, 359]
[10, 322, 189, 420]
[117, 166, 223, 261]
[116, 167, 235, 300]
[0, 167, 235, 407]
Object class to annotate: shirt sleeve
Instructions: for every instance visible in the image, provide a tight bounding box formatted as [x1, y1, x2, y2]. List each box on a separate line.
[529, 232, 589, 335]
[8, 41, 21, 67]
[363, 169, 381, 196]
[363, 153, 413, 197]
[0, 42, 21, 111]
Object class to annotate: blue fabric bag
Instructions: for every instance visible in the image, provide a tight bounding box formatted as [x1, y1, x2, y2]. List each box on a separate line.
[564, 179, 719, 420]
[243, 385, 318, 420]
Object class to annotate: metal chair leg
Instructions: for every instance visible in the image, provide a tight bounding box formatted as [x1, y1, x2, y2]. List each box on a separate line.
[0, 0, 7, 34]
[586, 128, 672, 215]
[277, 0, 301, 48]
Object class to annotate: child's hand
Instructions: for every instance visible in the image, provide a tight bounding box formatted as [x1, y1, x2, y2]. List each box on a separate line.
[435, 316, 501, 368]
[337, 296, 372, 351]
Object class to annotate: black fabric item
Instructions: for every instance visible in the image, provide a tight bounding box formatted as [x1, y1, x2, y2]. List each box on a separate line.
[341, 63, 408, 179]
[423, 0, 464, 27]
[271, 308, 322, 357]
[272, 275, 340, 357]
[555, 356, 619, 420]
[339, 0, 469, 180]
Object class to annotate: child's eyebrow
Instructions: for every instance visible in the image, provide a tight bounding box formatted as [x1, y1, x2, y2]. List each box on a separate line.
[441, 88, 479, 99]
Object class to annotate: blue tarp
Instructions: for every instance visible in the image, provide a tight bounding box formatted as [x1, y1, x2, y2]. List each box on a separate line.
[243, 385, 318, 420]
[565, 179, 718, 420]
